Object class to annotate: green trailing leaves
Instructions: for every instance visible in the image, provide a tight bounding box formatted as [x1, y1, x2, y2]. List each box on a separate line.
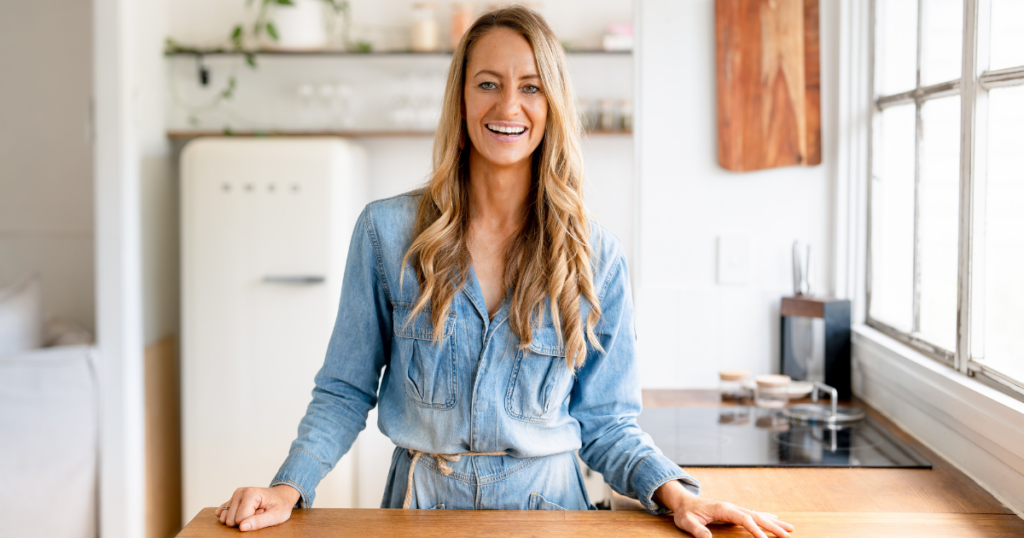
[266, 22, 279, 41]
[230, 25, 244, 52]
[220, 76, 237, 99]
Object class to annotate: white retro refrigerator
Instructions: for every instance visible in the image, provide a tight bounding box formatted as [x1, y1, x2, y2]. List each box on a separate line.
[180, 138, 370, 522]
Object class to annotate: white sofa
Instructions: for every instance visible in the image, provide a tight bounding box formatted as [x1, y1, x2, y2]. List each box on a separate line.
[0, 345, 98, 538]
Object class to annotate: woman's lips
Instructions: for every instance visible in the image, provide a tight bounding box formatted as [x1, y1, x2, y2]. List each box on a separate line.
[484, 122, 528, 142]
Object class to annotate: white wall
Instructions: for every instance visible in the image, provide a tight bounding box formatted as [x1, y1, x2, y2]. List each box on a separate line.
[358, 133, 634, 265]
[137, 0, 179, 347]
[0, 1, 94, 332]
[151, 0, 638, 346]
[167, 0, 632, 52]
[633, 0, 839, 388]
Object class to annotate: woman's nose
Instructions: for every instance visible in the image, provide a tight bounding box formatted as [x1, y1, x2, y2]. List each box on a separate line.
[496, 88, 521, 116]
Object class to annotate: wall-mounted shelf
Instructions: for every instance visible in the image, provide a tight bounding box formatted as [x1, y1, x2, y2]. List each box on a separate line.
[167, 129, 632, 139]
[164, 48, 631, 57]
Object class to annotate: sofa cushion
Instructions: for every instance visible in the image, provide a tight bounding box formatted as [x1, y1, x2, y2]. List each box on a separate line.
[0, 273, 43, 358]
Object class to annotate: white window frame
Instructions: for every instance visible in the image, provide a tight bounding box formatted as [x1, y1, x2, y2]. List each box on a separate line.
[868, 0, 1024, 396]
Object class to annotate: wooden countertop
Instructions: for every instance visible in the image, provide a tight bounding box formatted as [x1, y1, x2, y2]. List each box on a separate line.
[176, 390, 1024, 537]
[178, 508, 1024, 537]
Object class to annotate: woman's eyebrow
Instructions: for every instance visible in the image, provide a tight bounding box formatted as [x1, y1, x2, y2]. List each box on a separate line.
[473, 69, 504, 79]
[472, 69, 541, 81]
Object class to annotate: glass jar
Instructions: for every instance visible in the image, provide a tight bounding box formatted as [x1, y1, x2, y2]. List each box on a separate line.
[577, 99, 594, 131]
[411, 3, 439, 53]
[619, 99, 633, 131]
[450, 2, 475, 50]
[597, 99, 616, 131]
[754, 374, 791, 409]
[718, 369, 750, 401]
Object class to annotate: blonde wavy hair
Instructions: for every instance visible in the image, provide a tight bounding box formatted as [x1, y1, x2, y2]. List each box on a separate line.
[401, 5, 602, 370]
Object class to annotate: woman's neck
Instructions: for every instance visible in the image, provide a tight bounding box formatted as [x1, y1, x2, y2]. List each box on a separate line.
[467, 148, 531, 229]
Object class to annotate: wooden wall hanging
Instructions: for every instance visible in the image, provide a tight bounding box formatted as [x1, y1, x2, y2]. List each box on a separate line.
[716, 0, 822, 172]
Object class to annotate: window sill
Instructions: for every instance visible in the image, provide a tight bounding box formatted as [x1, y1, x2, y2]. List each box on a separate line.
[852, 324, 1024, 516]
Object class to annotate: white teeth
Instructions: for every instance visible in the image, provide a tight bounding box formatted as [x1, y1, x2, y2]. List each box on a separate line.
[488, 124, 525, 135]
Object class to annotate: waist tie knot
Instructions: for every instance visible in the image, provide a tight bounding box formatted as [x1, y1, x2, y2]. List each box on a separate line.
[403, 449, 508, 509]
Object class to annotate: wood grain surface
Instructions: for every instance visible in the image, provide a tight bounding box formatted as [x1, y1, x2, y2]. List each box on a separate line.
[146, 336, 183, 538]
[178, 508, 1024, 537]
[175, 390, 1022, 537]
[779, 296, 845, 318]
[716, 0, 822, 171]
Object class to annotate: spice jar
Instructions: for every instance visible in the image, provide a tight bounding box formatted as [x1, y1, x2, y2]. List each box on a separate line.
[577, 99, 595, 131]
[411, 3, 439, 52]
[754, 375, 791, 409]
[597, 99, 616, 131]
[718, 369, 751, 401]
[619, 99, 633, 131]
[450, 2, 475, 50]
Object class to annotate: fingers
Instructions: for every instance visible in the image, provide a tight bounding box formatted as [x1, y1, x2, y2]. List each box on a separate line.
[674, 513, 712, 538]
[736, 513, 768, 538]
[225, 488, 244, 527]
[238, 508, 290, 532]
[750, 514, 790, 538]
[738, 508, 794, 537]
[233, 488, 265, 526]
[220, 489, 243, 526]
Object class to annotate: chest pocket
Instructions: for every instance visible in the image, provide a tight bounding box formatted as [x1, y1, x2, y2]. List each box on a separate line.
[394, 307, 458, 410]
[505, 325, 574, 423]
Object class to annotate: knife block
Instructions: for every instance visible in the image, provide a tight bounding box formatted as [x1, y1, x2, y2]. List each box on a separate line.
[779, 296, 851, 399]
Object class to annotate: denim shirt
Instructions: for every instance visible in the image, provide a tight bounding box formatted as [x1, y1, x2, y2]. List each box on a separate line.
[270, 192, 700, 513]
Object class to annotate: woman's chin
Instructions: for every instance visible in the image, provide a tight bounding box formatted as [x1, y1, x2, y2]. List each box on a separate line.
[472, 146, 534, 169]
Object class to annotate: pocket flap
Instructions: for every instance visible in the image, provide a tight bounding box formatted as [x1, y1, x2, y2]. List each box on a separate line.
[394, 307, 455, 340]
[528, 325, 565, 357]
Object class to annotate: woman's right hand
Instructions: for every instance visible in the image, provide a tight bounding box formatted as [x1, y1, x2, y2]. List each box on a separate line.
[215, 484, 301, 532]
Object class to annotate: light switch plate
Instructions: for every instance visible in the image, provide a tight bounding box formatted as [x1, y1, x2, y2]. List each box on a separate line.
[717, 235, 749, 285]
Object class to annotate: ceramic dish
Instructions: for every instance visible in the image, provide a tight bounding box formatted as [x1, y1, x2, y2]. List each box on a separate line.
[741, 379, 815, 400]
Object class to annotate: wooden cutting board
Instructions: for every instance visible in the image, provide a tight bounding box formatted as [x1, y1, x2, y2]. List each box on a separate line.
[716, 0, 822, 171]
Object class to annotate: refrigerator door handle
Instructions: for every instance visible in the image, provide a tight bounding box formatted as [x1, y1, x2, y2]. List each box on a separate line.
[262, 275, 326, 285]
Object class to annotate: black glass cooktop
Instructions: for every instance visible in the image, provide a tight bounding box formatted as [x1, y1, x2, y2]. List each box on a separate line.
[637, 406, 931, 469]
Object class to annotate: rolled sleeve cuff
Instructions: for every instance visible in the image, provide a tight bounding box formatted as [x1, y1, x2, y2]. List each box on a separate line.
[270, 448, 325, 508]
[630, 453, 701, 515]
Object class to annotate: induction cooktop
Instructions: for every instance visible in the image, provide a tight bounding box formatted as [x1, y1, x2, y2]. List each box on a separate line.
[636, 406, 931, 469]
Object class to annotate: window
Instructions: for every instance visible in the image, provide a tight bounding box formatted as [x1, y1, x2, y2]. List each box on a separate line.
[870, 0, 1024, 394]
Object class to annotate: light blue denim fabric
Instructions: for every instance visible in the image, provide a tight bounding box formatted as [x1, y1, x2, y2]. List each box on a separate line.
[270, 191, 701, 513]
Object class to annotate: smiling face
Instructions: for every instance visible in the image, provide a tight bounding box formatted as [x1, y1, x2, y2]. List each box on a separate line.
[463, 28, 549, 170]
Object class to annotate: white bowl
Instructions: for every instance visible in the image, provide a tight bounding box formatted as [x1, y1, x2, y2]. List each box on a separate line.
[742, 379, 815, 399]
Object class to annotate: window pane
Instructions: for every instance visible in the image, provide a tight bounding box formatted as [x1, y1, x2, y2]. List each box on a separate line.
[991, 0, 1024, 70]
[918, 96, 960, 351]
[921, 0, 963, 85]
[871, 104, 916, 331]
[876, 0, 919, 95]
[982, 86, 1024, 381]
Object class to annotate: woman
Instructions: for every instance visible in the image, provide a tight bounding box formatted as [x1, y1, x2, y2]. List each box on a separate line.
[215, 7, 794, 538]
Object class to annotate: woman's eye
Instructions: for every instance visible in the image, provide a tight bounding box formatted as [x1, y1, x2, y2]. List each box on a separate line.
[479, 81, 497, 90]
[522, 85, 540, 94]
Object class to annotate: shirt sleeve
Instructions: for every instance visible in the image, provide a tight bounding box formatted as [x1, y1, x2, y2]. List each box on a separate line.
[270, 208, 393, 508]
[569, 253, 701, 515]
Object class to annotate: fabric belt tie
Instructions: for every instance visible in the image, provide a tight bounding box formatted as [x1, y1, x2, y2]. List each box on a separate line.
[403, 449, 508, 509]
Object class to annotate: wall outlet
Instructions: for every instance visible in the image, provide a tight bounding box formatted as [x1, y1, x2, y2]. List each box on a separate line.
[717, 235, 750, 285]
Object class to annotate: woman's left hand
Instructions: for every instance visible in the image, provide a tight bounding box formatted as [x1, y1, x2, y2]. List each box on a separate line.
[653, 480, 794, 538]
